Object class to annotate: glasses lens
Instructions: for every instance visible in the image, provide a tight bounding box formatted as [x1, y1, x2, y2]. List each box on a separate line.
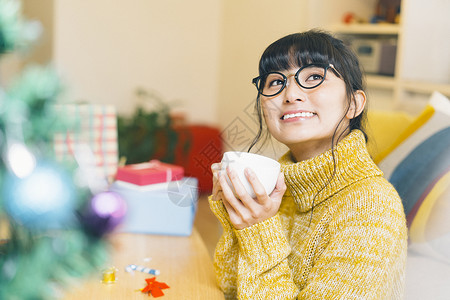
[259, 72, 285, 96]
[297, 65, 327, 89]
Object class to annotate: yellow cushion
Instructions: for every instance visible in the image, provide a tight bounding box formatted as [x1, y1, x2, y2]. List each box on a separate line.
[373, 106, 434, 164]
[366, 110, 415, 160]
[375, 92, 450, 241]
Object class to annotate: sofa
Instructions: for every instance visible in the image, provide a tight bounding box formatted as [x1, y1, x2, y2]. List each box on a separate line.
[366, 91, 450, 300]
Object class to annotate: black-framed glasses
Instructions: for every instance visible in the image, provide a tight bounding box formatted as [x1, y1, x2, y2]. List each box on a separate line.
[252, 63, 341, 97]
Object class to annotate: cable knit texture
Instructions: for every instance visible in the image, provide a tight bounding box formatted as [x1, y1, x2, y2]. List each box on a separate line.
[209, 130, 408, 299]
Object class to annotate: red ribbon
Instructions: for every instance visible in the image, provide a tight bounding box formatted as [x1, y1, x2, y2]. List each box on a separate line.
[141, 277, 170, 297]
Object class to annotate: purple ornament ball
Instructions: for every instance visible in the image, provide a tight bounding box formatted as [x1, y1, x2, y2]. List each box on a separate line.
[80, 191, 127, 236]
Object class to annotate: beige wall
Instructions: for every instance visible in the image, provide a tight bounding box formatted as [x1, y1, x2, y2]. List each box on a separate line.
[217, 0, 311, 157]
[216, 0, 377, 125]
[53, 0, 222, 124]
[14, 0, 378, 130]
[1, 0, 313, 158]
[215, 0, 388, 158]
[42, 0, 347, 157]
[3, 0, 448, 159]
[9, 0, 415, 157]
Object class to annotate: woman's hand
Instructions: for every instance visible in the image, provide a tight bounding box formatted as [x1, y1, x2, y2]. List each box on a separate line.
[217, 166, 286, 230]
[211, 162, 223, 202]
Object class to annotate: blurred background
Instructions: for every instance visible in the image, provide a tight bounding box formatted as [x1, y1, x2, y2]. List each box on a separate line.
[1, 0, 448, 148]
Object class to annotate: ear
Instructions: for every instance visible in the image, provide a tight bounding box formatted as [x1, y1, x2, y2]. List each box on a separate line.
[346, 90, 366, 119]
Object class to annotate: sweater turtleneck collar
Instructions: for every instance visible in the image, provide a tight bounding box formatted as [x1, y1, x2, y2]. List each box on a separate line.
[279, 130, 382, 212]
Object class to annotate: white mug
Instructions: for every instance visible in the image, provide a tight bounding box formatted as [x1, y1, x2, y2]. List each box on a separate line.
[220, 151, 281, 198]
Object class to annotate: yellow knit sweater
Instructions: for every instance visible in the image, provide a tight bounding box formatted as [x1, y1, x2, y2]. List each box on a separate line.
[209, 130, 408, 299]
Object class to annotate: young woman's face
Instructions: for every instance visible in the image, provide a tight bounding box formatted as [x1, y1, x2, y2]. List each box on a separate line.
[261, 65, 350, 161]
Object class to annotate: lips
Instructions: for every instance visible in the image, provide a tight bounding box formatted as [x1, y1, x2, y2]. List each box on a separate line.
[281, 111, 315, 120]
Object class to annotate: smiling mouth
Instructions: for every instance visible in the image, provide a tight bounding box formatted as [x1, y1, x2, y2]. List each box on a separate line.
[281, 112, 315, 120]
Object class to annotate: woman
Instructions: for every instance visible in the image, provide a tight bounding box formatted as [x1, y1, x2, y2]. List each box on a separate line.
[210, 30, 407, 299]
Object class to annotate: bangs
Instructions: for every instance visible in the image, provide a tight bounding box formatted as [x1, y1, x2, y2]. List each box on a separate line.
[259, 32, 338, 75]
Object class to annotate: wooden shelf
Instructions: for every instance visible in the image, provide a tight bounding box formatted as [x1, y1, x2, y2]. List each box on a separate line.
[365, 76, 450, 97]
[322, 0, 449, 115]
[330, 23, 401, 35]
[401, 80, 450, 97]
[366, 74, 396, 89]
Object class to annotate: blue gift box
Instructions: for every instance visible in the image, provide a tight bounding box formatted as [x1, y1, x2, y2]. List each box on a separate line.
[110, 177, 198, 236]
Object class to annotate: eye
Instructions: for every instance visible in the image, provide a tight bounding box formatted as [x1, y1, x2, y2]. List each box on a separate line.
[298, 66, 326, 87]
[306, 74, 324, 82]
[269, 78, 284, 87]
[264, 73, 285, 90]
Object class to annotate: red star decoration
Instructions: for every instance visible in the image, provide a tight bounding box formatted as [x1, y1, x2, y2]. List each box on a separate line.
[141, 277, 170, 297]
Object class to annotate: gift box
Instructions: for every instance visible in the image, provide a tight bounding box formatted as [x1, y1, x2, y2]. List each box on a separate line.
[110, 177, 198, 236]
[53, 104, 119, 182]
[115, 160, 184, 186]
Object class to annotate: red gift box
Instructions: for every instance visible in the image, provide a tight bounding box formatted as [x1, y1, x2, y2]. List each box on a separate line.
[115, 160, 184, 186]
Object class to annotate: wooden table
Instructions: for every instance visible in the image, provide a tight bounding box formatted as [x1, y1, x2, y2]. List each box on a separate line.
[64, 228, 224, 299]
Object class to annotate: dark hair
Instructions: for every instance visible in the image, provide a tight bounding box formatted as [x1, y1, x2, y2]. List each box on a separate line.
[248, 29, 368, 152]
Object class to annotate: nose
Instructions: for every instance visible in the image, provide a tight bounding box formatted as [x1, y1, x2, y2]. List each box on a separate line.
[284, 75, 305, 103]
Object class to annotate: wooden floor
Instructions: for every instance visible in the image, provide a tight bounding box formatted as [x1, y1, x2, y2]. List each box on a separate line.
[194, 193, 222, 258]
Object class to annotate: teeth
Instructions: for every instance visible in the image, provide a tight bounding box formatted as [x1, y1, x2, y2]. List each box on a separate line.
[282, 112, 314, 120]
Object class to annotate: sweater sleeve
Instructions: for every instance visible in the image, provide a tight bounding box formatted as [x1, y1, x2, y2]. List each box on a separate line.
[208, 196, 240, 297]
[209, 196, 299, 299]
[234, 214, 299, 299]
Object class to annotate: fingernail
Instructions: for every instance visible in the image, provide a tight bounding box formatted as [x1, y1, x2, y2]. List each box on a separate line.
[245, 168, 254, 176]
[226, 166, 234, 175]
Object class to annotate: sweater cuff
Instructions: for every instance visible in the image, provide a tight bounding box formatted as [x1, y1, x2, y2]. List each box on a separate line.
[208, 195, 233, 231]
[234, 214, 291, 267]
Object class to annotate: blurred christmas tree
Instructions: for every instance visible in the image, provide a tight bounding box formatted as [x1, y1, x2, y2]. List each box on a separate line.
[0, 1, 126, 299]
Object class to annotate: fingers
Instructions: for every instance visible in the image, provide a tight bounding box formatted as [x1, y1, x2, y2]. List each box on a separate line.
[269, 172, 286, 205]
[213, 164, 287, 230]
[225, 167, 263, 211]
[211, 163, 223, 201]
[243, 167, 269, 203]
[212, 170, 220, 193]
[211, 162, 221, 176]
[212, 180, 221, 201]
[211, 163, 222, 190]
[218, 169, 248, 212]
[272, 171, 286, 193]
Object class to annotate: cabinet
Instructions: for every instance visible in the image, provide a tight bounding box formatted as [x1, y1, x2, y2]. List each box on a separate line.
[312, 0, 450, 114]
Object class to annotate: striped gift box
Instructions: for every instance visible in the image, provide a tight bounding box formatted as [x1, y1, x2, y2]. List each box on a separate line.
[53, 104, 119, 181]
